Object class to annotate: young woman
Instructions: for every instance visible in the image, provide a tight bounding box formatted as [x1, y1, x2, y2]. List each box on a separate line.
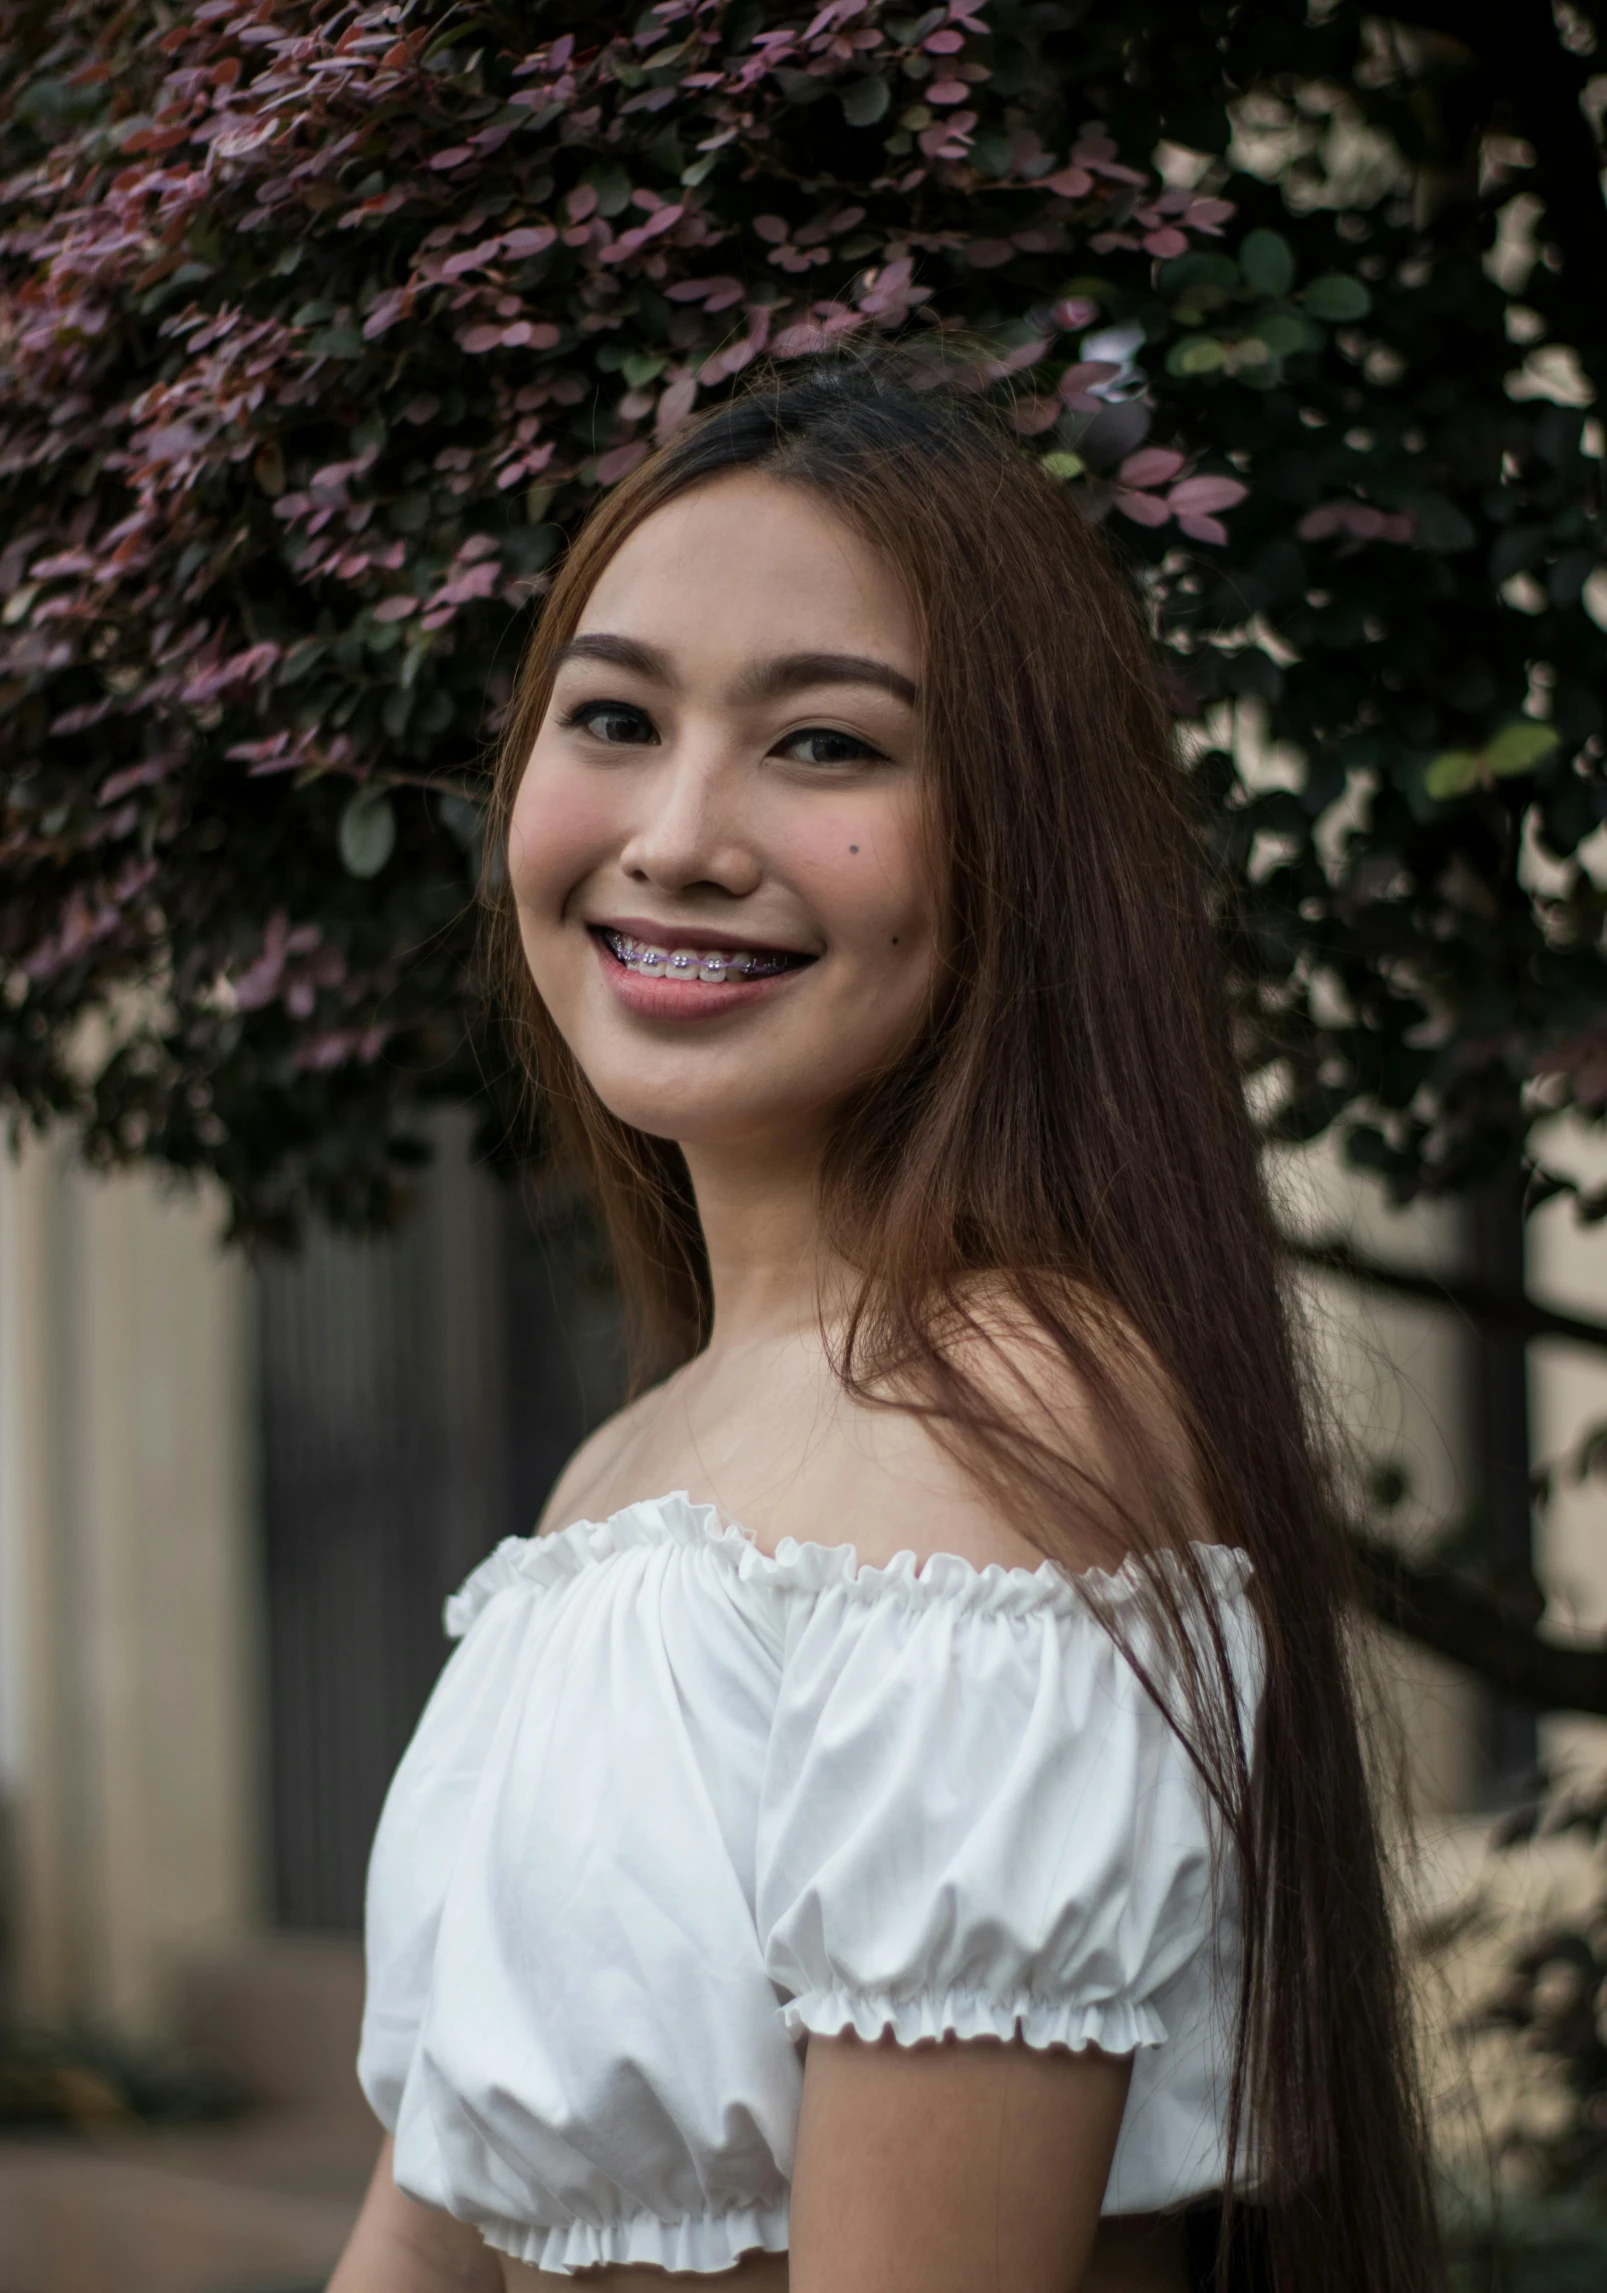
[332, 359, 1442, 2293]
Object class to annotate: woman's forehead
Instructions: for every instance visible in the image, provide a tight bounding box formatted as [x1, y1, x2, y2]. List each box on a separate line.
[573, 472, 918, 675]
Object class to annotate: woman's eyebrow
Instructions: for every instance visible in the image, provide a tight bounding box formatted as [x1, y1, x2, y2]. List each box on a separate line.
[734, 651, 917, 707]
[553, 633, 675, 683]
[552, 635, 917, 709]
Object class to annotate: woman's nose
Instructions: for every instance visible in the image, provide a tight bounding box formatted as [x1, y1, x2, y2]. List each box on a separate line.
[617, 747, 761, 898]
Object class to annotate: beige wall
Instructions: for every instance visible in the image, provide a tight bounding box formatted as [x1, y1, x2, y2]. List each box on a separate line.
[0, 1145, 261, 2034]
[1277, 1118, 1607, 1819]
[1526, 1116, 1607, 1779]
[1273, 1136, 1483, 1817]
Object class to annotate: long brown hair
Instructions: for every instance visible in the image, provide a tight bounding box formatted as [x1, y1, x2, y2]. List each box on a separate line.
[486, 355, 1442, 2293]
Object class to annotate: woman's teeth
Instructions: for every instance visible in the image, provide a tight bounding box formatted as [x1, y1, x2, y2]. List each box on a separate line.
[601, 930, 801, 984]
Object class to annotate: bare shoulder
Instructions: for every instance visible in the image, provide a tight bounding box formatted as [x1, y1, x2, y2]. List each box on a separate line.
[532, 1376, 680, 1537]
[799, 1276, 1211, 1577]
[938, 1276, 1201, 1489]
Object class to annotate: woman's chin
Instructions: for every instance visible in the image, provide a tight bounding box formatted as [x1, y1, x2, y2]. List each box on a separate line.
[584, 1075, 829, 1159]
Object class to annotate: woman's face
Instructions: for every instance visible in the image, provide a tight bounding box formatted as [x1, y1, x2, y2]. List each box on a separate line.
[508, 470, 940, 1156]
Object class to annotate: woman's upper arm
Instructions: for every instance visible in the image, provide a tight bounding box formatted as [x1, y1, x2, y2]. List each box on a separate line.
[789, 2033, 1131, 2293]
[328, 2136, 503, 2293]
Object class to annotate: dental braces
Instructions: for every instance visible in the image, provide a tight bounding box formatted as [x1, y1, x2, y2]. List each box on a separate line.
[601, 930, 800, 983]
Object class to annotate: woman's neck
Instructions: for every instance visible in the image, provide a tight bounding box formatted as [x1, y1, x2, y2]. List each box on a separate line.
[680, 1133, 845, 1355]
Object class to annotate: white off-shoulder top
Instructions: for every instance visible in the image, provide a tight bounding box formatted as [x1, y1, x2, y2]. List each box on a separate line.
[359, 1491, 1263, 2278]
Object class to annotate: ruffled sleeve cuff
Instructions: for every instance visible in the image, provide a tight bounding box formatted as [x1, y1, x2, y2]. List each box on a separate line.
[778, 1985, 1168, 2055]
[474, 2195, 792, 2278]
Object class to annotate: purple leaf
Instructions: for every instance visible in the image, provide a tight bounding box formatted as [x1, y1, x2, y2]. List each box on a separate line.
[1119, 447, 1188, 489]
[1168, 476, 1247, 515]
[1116, 490, 1173, 527]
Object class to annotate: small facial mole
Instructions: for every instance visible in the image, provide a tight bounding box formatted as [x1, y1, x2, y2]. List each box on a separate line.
[891, 935, 899, 945]
[849, 844, 859, 853]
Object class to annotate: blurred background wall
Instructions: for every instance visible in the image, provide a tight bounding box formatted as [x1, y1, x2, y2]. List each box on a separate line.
[0, 1144, 258, 2036]
[0, 1114, 627, 2021]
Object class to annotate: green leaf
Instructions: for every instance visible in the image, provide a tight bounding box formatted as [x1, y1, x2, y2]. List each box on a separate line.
[422, 21, 491, 66]
[1410, 495, 1477, 553]
[621, 350, 667, 387]
[1424, 750, 1481, 800]
[338, 790, 397, 877]
[1423, 721, 1558, 799]
[438, 793, 483, 849]
[1239, 229, 1295, 297]
[1159, 252, 1239, 296]
[417, 688, 453, 737]
[1166, 336, 1227, 376]
[1040, 451, 1086, 480]
[1490, 524, 1546, 583]
[509, 524, 563, 571]
[841, 76, 890, 126]
[1301, 274, 1372, 322]
[968, 129, 1014, 177]
[1484, 720, 1559, 777]
[1548, 548, 1596, 607]
[1255, 310, 1320, 357]
[307, 327, 364, 360]
[581, 162, 632, 218]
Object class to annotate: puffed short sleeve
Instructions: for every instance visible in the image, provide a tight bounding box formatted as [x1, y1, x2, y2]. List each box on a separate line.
[755, 1546, 1261, 2059]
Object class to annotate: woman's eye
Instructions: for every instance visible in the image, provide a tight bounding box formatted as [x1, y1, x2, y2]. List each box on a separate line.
[774, 727, 884, 767]
[565, 700, 659, 747]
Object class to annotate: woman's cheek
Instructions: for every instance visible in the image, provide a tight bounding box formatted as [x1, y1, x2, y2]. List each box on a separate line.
[776, 788, 930, 952]
[508, 760, 620, 919]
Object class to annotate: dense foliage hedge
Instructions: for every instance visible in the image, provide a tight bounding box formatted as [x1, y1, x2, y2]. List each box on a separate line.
[1, 0, 1604, 1239]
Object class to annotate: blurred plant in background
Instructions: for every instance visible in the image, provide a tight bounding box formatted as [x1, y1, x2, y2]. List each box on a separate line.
[1479, 1773, 1607, 2203]
[1410, 1757, 1607, 2288]
[2, 0, 1603, 1242]
[0, 2021, 243, 2129]
[0, 0, 1253, 1237]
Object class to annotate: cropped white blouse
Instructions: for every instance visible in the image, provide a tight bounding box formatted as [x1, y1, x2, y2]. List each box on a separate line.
[359, 1491, 1264, 2278]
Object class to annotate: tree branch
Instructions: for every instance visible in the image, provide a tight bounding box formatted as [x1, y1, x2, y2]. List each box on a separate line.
[1353, 1533, 1607, 1715]
[1291, 1237, 1607, 1355]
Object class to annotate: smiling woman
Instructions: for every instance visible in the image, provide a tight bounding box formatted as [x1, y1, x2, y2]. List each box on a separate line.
[328, 359, 1444, 2293]
[506, 474, 937, 1166]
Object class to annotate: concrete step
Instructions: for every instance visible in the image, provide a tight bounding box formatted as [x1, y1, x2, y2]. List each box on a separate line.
[0, 2122, 366, 2293]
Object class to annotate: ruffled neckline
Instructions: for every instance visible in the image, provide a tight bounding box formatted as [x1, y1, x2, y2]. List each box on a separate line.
[445, 1488, 1254, 1641]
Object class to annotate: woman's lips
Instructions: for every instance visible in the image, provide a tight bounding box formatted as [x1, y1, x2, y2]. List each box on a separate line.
[589, 925, 813, 1020]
